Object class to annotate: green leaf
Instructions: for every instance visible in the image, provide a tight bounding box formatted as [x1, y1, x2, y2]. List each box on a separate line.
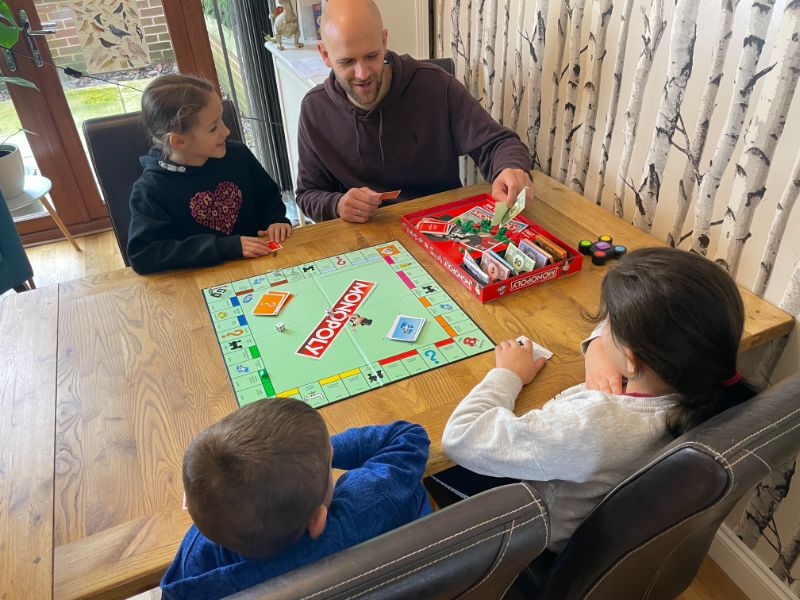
[0, 1, 20, 48]
[0, 75, 38, 89]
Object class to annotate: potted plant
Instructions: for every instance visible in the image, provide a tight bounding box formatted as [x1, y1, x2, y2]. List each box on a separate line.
[0, 0, 38, 200]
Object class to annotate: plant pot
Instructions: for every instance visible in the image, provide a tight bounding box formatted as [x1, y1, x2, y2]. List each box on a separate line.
[0, 144, 25, 200]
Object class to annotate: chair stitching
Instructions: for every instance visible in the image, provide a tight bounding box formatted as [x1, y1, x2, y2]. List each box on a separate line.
[334, 513, 545, 600]
[727, 421, 800, 469]
[583, 417, 799, 597]
[470, 518, 516, 593]
[584, 448, 737, 597]
[721, 406, 800, 456]
[642, 528, 692, 599]
[736, 448, 772, 471]
[428, 474, 470, 499]
[598, 441, 730, 505]
[298, 498, 544, 599]
[520, 482, 550, 548]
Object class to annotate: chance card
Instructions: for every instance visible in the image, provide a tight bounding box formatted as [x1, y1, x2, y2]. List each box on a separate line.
[252, 290, 290, 316]
[386, 314, 426, 342]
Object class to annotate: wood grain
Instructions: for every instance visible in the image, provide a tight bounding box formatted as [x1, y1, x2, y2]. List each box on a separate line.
[35, 175, 794, 598]
[0, 286, 58, 598]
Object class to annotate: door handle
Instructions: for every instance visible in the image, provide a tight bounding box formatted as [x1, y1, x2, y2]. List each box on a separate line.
[18, 10, 53, 67]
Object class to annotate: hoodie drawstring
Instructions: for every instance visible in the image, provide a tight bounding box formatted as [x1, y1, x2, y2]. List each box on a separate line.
[353, 113, 363, 166]
[377, 108, 385, 165]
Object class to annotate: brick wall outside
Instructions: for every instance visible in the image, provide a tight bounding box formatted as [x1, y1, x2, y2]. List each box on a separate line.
[35, 0, 175, 72]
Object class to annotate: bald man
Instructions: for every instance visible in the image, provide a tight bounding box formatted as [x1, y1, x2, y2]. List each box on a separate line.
[295, 0, 533, 223]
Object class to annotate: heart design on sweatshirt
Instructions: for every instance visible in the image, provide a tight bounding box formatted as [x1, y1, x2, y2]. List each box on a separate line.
[189, 181, 242, 235]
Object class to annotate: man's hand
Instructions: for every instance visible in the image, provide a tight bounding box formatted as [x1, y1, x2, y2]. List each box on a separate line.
[258, 222, 292, 243]
[495, 339, 546, 385]
[241, 236, 274, 258]
[336, 187, 382, 223]
[584, 337, 624, 393]
[492, 167, 533, 208]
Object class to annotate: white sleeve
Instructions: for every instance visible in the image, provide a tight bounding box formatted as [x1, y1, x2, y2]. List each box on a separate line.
[442, 369, 601, 482]
[580, 320, 607, 356]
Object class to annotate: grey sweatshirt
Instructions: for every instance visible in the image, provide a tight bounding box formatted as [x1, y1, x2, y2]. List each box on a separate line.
[295, 51, 531, 222]
[441, 368, 679, 551]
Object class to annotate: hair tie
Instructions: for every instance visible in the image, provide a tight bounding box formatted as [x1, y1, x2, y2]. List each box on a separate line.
[721, 371, 741, 386]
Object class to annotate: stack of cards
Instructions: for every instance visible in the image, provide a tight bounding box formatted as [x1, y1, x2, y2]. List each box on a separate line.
[252, 290, 293, 316]
[385, 315, 426, 342]
[416, 218, 454, 236]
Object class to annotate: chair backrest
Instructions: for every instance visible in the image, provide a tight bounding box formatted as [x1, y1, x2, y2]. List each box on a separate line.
[423, 57, 456, 76]
[535, 374, 800, 600]
[82, 100, 243, 266]
[0, 189, 33, 294]
[226, 482, 548, 600]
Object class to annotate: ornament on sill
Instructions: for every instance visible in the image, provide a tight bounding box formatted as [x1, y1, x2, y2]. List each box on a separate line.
[266, 0, 304, 50]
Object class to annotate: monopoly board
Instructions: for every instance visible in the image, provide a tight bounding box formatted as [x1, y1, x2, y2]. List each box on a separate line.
[202, 241, 493, 408]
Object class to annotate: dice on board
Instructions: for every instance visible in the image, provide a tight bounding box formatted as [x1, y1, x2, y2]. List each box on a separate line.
[275, 322, 286, 333]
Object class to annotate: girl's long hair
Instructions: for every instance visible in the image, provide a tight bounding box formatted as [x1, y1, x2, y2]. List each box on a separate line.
[597, 247, 755, 437]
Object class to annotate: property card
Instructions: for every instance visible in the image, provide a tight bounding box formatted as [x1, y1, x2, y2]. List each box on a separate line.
[516, 335, 554, 361]
[379, 190, 402, 201]
[266, 240, 283, 251]
[252, 290, 291, 316]
[386, 314, 426, 342]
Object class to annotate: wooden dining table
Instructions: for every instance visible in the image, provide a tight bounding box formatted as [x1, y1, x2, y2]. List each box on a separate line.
[0, 172, 794, 599]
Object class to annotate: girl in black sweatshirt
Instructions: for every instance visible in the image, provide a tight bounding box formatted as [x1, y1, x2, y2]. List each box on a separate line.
[127, 75, 291, 274]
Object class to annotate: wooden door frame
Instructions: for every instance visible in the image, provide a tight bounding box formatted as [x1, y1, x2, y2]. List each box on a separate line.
[2, 0, 220, 245]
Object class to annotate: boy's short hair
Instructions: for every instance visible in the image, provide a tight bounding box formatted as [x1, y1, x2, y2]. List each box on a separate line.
[183, 397, 331, 558]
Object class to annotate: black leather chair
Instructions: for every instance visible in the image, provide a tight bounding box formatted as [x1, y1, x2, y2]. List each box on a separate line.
[425, 57, 456, 76]
[82, 100, 243, 266]
[0, 189, 35, 294]
[225, 482, 549, 599]
[511, 374, 800, 599]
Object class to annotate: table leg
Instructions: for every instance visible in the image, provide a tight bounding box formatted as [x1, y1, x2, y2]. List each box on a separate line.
[39, 194, 82, 252]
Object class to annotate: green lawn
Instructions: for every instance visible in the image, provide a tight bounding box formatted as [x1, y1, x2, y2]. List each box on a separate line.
[0, 78, 156, 140]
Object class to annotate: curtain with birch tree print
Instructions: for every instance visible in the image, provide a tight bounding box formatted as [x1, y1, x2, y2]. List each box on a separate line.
[435, 0, 800, 592]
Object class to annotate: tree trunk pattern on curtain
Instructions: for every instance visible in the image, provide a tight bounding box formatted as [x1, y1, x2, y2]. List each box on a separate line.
[632, 0, 699, 233]
[612, 0, 666, 218]
[568, 0, 613, 194]
[593, 0, 634, 205]
[667, 0, 738, 248]
[712, 1, 800, 276]
[690, 0, 776, 256]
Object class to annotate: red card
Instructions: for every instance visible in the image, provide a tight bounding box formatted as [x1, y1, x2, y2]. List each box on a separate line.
[266, 240, 283, 251]
[379, 190, 401, 201]
[417, 219, 452, 234]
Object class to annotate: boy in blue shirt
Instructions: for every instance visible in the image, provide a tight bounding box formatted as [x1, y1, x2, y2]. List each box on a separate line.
[161, 397, 431, 599]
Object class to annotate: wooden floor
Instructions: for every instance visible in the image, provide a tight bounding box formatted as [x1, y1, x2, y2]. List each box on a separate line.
[6, 230, 750, 600]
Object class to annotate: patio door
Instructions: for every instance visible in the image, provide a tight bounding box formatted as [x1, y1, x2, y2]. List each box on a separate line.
[0, 0, 218, 245]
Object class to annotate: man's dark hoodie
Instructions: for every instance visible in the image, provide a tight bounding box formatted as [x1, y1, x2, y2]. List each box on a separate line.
[295, 51, 531, 222]
[127, 141, 289, 274]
